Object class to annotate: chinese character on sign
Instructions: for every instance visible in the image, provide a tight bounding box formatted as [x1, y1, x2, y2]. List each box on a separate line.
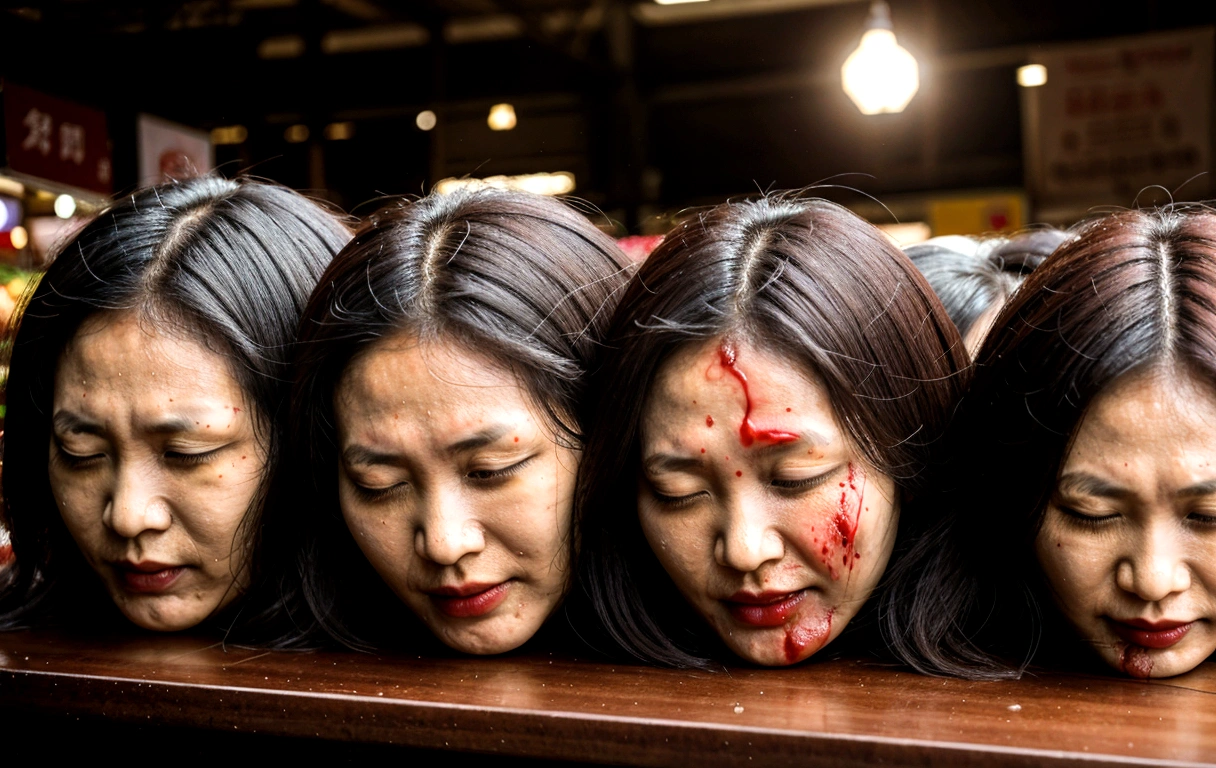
[22, 108, 53, 156]
[60, 123, 86, 165]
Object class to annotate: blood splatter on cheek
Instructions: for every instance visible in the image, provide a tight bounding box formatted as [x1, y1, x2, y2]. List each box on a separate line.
[783, 609, 834, 663]
[1120, 644, 1154, 679]
[804, 462, 867, 580]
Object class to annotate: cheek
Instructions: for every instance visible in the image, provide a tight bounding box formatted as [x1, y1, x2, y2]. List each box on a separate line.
[638, 502, 709, 582]
[1035, 522, 1112, 596]
[48, 467, 102, 525]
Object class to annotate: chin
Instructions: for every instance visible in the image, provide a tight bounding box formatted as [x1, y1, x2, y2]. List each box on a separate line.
[436, 619, 538, 656]
[1103, 645, 1209, 679]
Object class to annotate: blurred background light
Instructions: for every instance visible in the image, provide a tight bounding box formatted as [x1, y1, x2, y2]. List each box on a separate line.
[53, 194, 77, 219]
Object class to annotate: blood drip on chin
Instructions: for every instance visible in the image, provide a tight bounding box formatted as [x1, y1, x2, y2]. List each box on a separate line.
[1120, 644, 1154, 679]
[717, 342, 799, 447]
[783, 609, 834, 664]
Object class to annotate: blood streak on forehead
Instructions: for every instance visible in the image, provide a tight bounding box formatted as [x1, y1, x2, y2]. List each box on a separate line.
[716, 341, 799, 448]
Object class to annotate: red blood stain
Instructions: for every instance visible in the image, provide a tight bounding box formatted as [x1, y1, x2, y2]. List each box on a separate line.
[786, 408, 792, 412]
[514, 436, 520, 442]
[736, 470, 743, 477]
[1120, 645, 1153, 679]
[700, 448, 707, 454]
[717, 343, 799, 447]
[814, 462, 867, 580]
[783, 609, 833, 663]
[706, 415, 715, 428]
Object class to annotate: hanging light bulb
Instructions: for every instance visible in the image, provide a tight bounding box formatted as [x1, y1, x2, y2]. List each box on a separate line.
[841, 1, 919, 115]
[487, 103, 517, 131]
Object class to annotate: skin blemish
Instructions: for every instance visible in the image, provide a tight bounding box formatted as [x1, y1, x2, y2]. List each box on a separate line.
[736, 470, 743, 477]
[786, 407, 792, 412]
[706, 415, 715, 427]
[233, 407, 241, 413]
[700, 448, 706, 454]
[1120, 644, 1154, 679]
[514, 436, 520, 442]
[717, 341, 800, 448]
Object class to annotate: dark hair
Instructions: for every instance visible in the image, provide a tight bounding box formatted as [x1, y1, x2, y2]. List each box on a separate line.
[0, 176, 351, 631]
[272, 186, 632, 649]
[905, 229, 1067, 342]
[572, 195, 969, 668]
[884, 206, 1216, 679]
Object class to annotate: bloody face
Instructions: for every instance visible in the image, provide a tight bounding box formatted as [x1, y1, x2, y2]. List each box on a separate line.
[637, 338, 899, 665]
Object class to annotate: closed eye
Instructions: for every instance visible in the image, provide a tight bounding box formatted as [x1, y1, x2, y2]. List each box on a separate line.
[1056, 503, 1119, 526]
[351, 481, 408, 503]
[164, 447, 224, 466]
[467, 455, 535, 483]
[650, 488, 708, 509]
[52, 442, 105, 469]
[771, 470, 833, 492]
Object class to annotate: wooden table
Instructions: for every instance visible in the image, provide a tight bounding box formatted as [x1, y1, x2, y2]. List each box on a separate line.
[1, 630, 1213, 766]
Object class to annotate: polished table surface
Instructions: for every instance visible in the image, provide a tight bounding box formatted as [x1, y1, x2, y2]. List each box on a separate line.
[0, 630, 1214, 766]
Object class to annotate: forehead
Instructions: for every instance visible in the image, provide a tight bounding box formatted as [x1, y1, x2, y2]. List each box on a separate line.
[1073, 368, 1216, 451]
[56, 310, 243, 400]
[645, 338, 837, 427]
[336, 332, 533, 421]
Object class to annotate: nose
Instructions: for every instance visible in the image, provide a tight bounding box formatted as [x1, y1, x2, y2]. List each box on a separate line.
[1115, 521, 1191, 603]
[413, 485, 485, 566]
[102, 460, 173, 539]
[714, 492, 784, 573]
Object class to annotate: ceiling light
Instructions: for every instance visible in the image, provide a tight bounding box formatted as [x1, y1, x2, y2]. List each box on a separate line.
[841, 1, 919, 115]
[1017, 64, 1047, 87]
[487, 103, 517, 131]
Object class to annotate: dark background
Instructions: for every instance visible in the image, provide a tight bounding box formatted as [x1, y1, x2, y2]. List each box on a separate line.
[3, 0, 1214, 231]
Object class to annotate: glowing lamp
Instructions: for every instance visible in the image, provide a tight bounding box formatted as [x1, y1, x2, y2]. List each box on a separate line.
[1018, 64, 1047, 87]
[487, 103, 517, 131]
[841, 1, 919, 115]
[416, 110, 437, 131]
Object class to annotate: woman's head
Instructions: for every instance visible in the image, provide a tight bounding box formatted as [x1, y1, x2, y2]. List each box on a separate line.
[289, 186, 630, 654]
[1, 176, 350, 632]
[576, 195, 967, 667]
[905, 229, 1066, 355]
[911, 206, 1216, 679]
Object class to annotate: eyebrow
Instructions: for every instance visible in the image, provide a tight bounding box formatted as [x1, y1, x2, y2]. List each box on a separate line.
[342, 445, 405, 469]
[342, 425, 517, 469]
[445, 425, 512, 455]
[52, 411, 105, 437]
[1057, 473, 1216, 501]
[1175, 480, 1216, 499]
[1056, 472, 1135, 500]
[643, 453, 705, 475]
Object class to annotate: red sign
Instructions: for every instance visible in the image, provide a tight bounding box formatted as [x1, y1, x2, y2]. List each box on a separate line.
[3, 82, 112, 195]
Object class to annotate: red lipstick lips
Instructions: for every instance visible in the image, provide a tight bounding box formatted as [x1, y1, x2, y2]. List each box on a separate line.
[1109, 618, 1195, 650]
[428, 581, 512, 618]
[724, 589, 806, 627]
[115, 561, 185, 593]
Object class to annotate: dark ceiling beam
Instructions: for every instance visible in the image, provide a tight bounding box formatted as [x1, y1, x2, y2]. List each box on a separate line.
[489, 0, 610, 75]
